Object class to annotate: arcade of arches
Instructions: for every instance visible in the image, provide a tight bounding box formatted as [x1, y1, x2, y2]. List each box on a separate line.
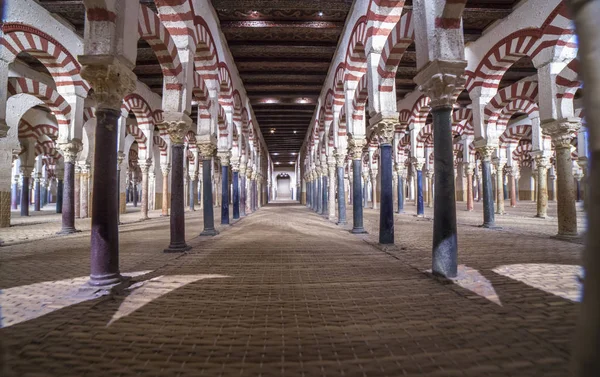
[1, 0, 600, 376]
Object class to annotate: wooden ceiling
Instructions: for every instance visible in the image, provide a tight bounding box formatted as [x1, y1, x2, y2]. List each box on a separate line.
[31, 0, 537, 164]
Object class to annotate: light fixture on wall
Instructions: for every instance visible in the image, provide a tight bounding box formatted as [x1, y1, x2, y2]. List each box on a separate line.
[270, 128, 276, 134]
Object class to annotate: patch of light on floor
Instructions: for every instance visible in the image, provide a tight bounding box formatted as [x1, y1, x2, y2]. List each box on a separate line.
[0, 271, 153, 328]
[454, 265, 502, 306]
[492, 263, 583, 302]
[107, 274, 229, 326]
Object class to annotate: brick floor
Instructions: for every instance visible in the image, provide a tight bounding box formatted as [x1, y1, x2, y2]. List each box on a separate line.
[0, 200, 582, 376]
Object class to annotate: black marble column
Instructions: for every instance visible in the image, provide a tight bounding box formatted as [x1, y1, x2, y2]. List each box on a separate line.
[133, 182, 138, 207]
[431, 107, 458, 278]
[379, 144, 394, 244]
[337, 166, 347, 225]
[20, 175, 30, 217]
[240, 175, 246, 216]
[58, 161, 77, 234]
[322, 175, 328, 215]
[351, 160, 367, 234]
[201, 157, 218, 236]
[233, 170, 240, 219]
[165, 143, 191, 252]
[417, 168, 424, 216]
[221, 165, 230, 224]
[34, 178, 41, 211]
[56, 179, 63, 213]
[481, 155, 497, 228]
[89, 108, 121, 286]
[397, 174, 404, 213]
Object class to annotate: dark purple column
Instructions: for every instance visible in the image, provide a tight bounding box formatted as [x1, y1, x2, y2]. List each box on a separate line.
[221, 164, 230, 224]
[252, 179, 257, 211]
[20, 175, 30, 217]
[11, 180, 18, 210]
[351, 160, 367, 234]
[89, 108, 122, 286]
[200, 156, 218, 236]
[165, 143, 191, 252]
[232, 170, 240, 219]
[34, 178, 41, 212]
[379, 143, 394, 244]
[58, 161, 77, 234]
[240, 174, 246, 217]
[56, 179, 63, 213]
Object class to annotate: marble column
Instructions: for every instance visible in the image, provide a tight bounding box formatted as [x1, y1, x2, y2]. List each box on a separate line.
[246, 167, 253, 215]
[189, 172, 197, 211]
[466, 163, 474, 211]
[56, 177, 63, 214]
[74, 165, 81, 218]
[80, 164, 89, 218]
[41, 179, 47, 207]
[414, 161, 425, 217]
[370, 169, 378, 210]
[397, 169, 405, 213]
[239, 164, 246, 217]
[322, 173, 328, 216]
[426, 170, 434, 208]
[139, 162, 151, 220]
[549, 167, 557, 201]
[335, 153, 347, 225]
[252, 173, 258, 212]
[161, 165, 169, 216]
[317, 168, 323, 214]
[232, 162, 240, 220]
[133, 180, 138, 207]
[507, 167, 517, 208]
[349, 139, 367, 234]
[218, 152, 230, 225]
[164, 121, 191, 252]
[80, 59, 136, 286]
[532, 170, 538, 202]
[545, 121, 580, 237]
[20, 168, 31, 216]
[378, 131, 394, 245]
[362, 171, 369, 208]
[535, 155, 550, 218]
[57, 140, 82, 234]
[11, 176, 18, 210]
[34, 175, 41, 212]
[477, 146, 497, 228]
[494, 159, 506, 215]
[199, 142, 218, 236]
[328, 159, 336, 221]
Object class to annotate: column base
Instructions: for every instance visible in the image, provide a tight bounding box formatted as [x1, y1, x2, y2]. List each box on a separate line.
[88, 272, 124, 288]
[479, 223, 502, 230]
[553, 233, 580, 241]
[140, 216, 150, 221]
[534, 214, 549, 219]
[164, 244, 192, 253]
[336, 220, 347, 226]
[160, 214, 169, 217]
[57, 227, 80, 235]
[200, 229, 219, 236]
[351, 228, 367, 234]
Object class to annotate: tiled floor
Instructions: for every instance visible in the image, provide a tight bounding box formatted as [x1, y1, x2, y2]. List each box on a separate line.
[0, 200, 583, 376]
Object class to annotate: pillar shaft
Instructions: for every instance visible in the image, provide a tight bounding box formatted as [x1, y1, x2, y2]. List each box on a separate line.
[371, 172, 378, 210]
[328, 165, 336, 220]
[200, 157, 217, 236]
[189, 176, 196, 211]
[240, 175, 246, 216]
[221, 165, 229, 224]
[56, 179, 63, 213]
[379, 144, 394, 244]
[34, 178, 41, 212]
[81, 170, 89, 218]
[416, 168, 424, 216]
[233, 171, 240, 219]
[351, 159, 366, 233]
[481, 157, 496, 227]
[74, 169, 81, 218]
[536, 159, 549, 218]
[140, 165, 150, 220]
[337, 166, 346, 224]
[431, 106, 458, 278]
[322, 175, 328, 215]
[59, 161, 77, 233]
[556, 145, 578, 236]
[252, 179, 257, 211]
[165, 143, 190, 252]
[466, 172, 474, 211]
[509, 174, 517, 207]
[20, 176, 29, 216]
[397, 174, 404, 213]
[162, 170, 169, 216]
[89, 108, 121, 286]
[11, 180, 18, 210]
[495, 163, 505, 214]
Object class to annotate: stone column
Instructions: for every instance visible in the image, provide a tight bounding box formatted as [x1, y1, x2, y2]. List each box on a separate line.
[20, 167, 32, 216]
[80, 164, 89, 218]
[349, 138, 367, 234]
[476, 146, 497, 228]
[376, 121, 395, 244]
[117, 153, 126, 221]
[246, 167, 253, 214]
[532, 169, 538, 202]
[348, 163, 353, 205]
[413, 160, 425, 217]
[239, 164, 246, 217]
[493, 158, 506, 215]
[41, 179, 48, 207]
[328, 158, 336, 221]
[544, 120, 580, 237]
[335, 152, 347, 225]
[535, 155, 550, 218]
[139, 161, 151, 220]
[57, 140, 82, 234]
[74, 165, 81, 218]
[506, 167, 517, 208]
[322, 171, 328, 216]
[79, 60, 136, 286]
[218, 152, 230, 225]
[370, 169, 378, 210]
[11, 175, 18, 210]
[56, 174, 63, 214]
[199, 141, 218, 236]
[426, 170, 434, 208]
[189, 171, 197, 211]
[161, 165, 170, 216]
[232, 161, 240, 219]
[397, 166, 405, 213]
[316, 167, 323, 214]
[466, 163, 474, 211]
[252, 172, 258, 212]
[164, 120, 191, 252]
[549, 167, 557, 201]
[34, 174, 41, 212]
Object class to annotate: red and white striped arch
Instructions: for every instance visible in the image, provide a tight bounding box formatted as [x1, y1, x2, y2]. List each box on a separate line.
[233, 90, 242, 133]
[153, 135, 168, 157]
[344, 17, 368, 83]
[496, 99, 539, 129]
[153, 0, 196, 40]
[83, 107, 96, 123]
[324, 90, 334, 129]
[217, 104, 228, 139]
[35, 140, 61, 160]
[122, 94, 154, 129]
[153, 109, 164, 125]
[366, 0, 404, 53]
[126, 124, 147, 151]
[409, 95, 431, 128]
[217, 63, 234, 108]
[333, 63, 345, 108]
[513, 142, 533, 164]
[1, 23, 87, 91]
[36, 123, 59, 140]
[452, 108, 473, 136]
[483, 80, 538, 126]
[416, 123, 434, 148]
[338, 105, 347, 138]
[499, 124, 532, 146]
[18, 119, 41, 140]
[351, 74, 369, 122]
[7, 77, 71, 128]
[139, 4, 182, 81]
[378, 11, 414, 94]
[193, 72, 211, 121]
[194, 16, 219, 87]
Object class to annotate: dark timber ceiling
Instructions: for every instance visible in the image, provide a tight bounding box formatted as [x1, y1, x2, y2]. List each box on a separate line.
[211, 0, 352, 167]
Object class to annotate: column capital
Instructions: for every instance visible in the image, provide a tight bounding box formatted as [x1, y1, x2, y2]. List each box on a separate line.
[246, 166, 253, 179]
[492, 157, 507, 168]
[347, 136, 366, 160]
[410, 157, 425, 171]
[79, 56, 137, 110]
[476, 145, 497, 161]
[541, 118, 581, 150]
[20, 166, 33, 177]
[217, 151, 231, 166]
[117, 151, 126, 167]
[231, 160, 240, 172]
[198, 142, 217, 159]
[375, 118, 398, 145]
[165, 121, 189, 145]
[139, 160, 152, 173]
[160, 163, 170, 176]
[534, 154, 551, 169]
[57, 139, 83, 164]
[334, 149, 347, 167]
[414, 60, 468, 109]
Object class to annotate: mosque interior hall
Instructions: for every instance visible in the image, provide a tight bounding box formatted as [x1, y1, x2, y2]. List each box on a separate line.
[1, 0, 600, 376]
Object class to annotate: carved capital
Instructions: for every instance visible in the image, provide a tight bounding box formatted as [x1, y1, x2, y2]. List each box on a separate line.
[160, 163, 170, 176]
[334, 150, 346, 168]
[347, 136, 366, 160]
[541, 118, 581, 150]
[410, 157, 425, 171]
[231, 160, 240, 172]
[198, 143, 216, 159]
[376, 119, 397, 145]
[534, 155, 551, 169]
[217, 151, 231, 166]
[79, 59, 136, 110]
[57, 139, 83, 164]
[476, 146, 497, 161]
[414, 60, 467, 109]
[163, 121, 188, 145]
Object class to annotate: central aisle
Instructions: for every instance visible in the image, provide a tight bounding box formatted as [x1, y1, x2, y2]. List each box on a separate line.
[3, 203, 570, 376]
